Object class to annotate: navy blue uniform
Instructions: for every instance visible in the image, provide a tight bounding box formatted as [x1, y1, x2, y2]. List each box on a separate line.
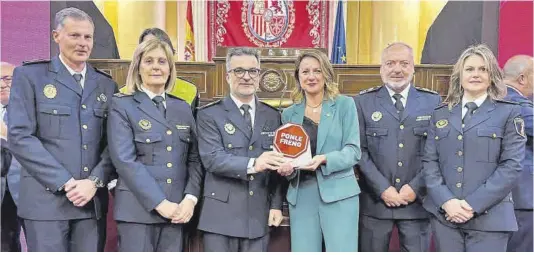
[504, 86, 533, 252]
[196, 96, 283, 252]
[7, 57, 117, 251]
[107, 91, 203, 251]
[354, 85, 441, 251]
[423, 97, 526, 252]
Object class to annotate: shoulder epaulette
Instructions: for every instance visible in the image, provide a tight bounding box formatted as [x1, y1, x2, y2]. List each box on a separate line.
[495, 99, 519, 105]
[415, 86, 439, 95]
[22, 59, 50, 66]
[359, 86, 381, 95]
[94, 67, 112, 79]
[259, 101, 281, 112]
[166, 93, 185, 101]
[113, 92, 131, 98]
[198, 99, 221, 110]
[435, 103, 448, 110]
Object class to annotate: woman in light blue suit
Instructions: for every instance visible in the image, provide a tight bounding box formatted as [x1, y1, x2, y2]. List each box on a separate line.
[278, 50, 361, 251]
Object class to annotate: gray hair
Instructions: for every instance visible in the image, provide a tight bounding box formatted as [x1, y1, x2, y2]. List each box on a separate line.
[503, 55, 533, 79]
[54, 7, 94, 30]
[225, 48, 261, 71]
[381, 42, 414, 63]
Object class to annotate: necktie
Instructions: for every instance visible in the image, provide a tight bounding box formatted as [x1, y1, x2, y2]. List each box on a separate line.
[463, 102, 478, 124]
[73, 73, 83, 89]
[241, 104, 252, 133]
[392, 93, 404, 116]
[152, 96, 166, 118]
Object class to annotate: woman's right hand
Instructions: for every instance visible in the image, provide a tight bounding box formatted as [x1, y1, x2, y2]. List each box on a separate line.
[277, 161, 295, 176]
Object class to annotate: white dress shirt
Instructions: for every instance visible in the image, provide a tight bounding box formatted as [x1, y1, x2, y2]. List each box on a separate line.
[59, 54, 87, 88]
[230, 94, 258, 174]
[461, 93, 488, 119]
[385, 84, 411, 108]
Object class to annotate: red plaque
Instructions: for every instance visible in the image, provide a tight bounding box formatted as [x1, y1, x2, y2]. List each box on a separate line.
[273, 123, 310, 159]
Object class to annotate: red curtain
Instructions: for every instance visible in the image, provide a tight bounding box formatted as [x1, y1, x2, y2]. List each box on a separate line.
[498, 0, 533, 66]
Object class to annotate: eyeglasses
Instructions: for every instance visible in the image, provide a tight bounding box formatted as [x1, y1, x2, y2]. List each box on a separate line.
[0, 76, 12, 85]
[228, 68, 261, 79]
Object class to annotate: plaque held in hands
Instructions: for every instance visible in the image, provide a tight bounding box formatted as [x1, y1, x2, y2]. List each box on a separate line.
[273, 123, 312, 168]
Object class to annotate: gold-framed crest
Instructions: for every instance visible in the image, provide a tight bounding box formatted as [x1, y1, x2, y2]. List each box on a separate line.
[138, 119, 152, 130]
[224, 123, 235, 135]
[43, 84, 57, 99]
[371, 111, 382, 122]
[436, 119, 448, 128]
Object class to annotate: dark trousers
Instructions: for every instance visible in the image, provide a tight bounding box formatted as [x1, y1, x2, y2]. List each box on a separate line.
[117, 221, 183, 252]
[24, 217, 105, 252]
[202, 231, 269, 252]
[431, 217, 509, 252]
[508, 210, 533, 252]
[359, 215, 431, 252]
[1, 189, 21, 252]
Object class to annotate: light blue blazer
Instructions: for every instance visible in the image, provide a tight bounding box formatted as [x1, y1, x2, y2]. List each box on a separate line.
[281, 95, 361, 205]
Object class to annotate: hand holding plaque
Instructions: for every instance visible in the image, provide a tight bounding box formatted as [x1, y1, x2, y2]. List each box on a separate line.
[272, 123, 312, 169]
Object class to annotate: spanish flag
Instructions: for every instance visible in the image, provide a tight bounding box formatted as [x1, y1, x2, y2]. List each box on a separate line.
[184, 0, 195, 61]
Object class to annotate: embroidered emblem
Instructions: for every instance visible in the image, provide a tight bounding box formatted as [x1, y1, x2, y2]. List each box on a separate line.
[242, 0, 296, 47]
[99, 93, 107, 102]
[138, 119, 152, 130]
[43, 84, 57, 99]
[371, 111, 382, 122]
[224, 123, 236, 135]
[514, 117, 526, 138]
[436, 119, 448, 128]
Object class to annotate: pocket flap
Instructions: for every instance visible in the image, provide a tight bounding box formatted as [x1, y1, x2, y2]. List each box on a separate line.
[177, 131, 191, 143]
[435, 128, 450, 139]
[413, 127, 428, 136]
[477, 128, 504, 138]
[365, 128, 388, 137]
[94, 108, 108, 118]
[134, 133, 163, 143]
[38, 104, 71, 115]
[204, 188, 229, 203]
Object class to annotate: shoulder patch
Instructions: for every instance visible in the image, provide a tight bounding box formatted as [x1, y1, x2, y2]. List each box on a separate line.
[113, 92, 131, 98]
[495, 99, 519, 105]
[22, 59, 50, 66]
[415, 87, 439, 94]
[259, 101, 281, 112]
[166, 93, 185, 101]
[198, 99, 221, 110]
[358, 86, 381, 95]
[94, 67, 112, 79]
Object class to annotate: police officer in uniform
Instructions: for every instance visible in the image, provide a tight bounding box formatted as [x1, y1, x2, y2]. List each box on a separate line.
[503, 55, 533, 252]
[354, 42, 441, 252]
[423, 44, 526, 252]
[108, 39, 203, 252]
[196, 48, 285, 252]
[7, 8, 117, 251]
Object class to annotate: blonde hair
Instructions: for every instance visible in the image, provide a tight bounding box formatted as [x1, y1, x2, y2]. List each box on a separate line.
[124, 39, 176, 95]
[444, 44, 505, 109]
[291, 50, 339, 103]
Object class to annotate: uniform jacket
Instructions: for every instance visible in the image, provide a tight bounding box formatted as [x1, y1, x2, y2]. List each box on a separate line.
[196, 96, 283, 239]
[422, 98, 526, 232]
[7, 57, 117, 220]
[108, 91, 203, 223]
[504, 86, 533, 210]
[282, 95, 361, 206]
[354, 85, 441, 219]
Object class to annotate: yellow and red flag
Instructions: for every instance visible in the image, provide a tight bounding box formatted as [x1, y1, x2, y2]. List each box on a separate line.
[184, 0, 195, 61]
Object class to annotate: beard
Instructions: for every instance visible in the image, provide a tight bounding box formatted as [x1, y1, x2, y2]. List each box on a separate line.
[384, 73, 413, 91]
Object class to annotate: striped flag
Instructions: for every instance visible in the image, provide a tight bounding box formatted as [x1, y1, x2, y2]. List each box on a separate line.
[184, 0, 195, 61]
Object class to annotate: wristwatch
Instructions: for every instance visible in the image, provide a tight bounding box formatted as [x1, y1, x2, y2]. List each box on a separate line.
[88, 176, 105, 188]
